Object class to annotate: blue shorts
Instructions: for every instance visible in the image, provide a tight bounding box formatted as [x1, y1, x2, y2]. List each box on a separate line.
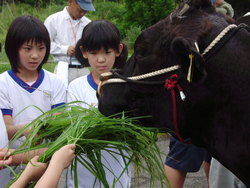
[165, 137, 211, 172]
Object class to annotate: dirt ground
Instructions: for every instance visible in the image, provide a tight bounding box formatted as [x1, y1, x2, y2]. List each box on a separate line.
[58, 137, 208, 188]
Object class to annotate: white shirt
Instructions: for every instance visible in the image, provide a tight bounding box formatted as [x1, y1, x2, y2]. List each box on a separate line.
[66, 73, 131, 188]
[0, 69, 66, 182]
[0, 69, 66, 149]
[0, 110, 10, 188]
[44, 7, 91, 63]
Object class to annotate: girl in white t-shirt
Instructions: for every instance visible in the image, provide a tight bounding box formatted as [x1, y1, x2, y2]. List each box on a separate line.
[0, 15, 66, 185]
[66, 20, 130, 188]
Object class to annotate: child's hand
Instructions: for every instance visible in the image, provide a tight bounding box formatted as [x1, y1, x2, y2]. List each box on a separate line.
[22, 156, 48, 181]
[19, 123, 42, 145]
[0, 152, 12, 169]
[50, 144, 76, 169]
[18, 123, 31, 138]
[9, 156, 48, 188]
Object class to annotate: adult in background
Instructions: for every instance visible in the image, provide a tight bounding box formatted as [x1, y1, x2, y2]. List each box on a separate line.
[44, 0, 95, 87]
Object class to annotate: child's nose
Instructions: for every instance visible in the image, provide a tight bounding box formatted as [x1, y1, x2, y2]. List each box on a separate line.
[31, 51, 38, 59]
[98, 55, 105, 63]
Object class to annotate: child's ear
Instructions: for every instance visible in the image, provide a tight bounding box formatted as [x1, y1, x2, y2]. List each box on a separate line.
[80, 46, 88, 59]
[116, 43, 123, 57]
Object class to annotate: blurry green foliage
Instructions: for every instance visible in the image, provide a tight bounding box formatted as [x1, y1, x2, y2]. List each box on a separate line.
[120, 0, 175, 36]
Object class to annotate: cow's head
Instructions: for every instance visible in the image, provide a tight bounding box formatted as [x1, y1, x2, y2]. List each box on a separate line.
[98, 0, 235, 138]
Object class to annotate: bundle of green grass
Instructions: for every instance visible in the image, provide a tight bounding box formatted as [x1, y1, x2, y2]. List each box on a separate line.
[6, 102, 167, 188]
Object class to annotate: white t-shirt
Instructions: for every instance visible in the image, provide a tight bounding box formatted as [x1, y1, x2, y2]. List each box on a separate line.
[0, 68, 66, 181]
[0, 110, 10, 188]
[0, 69, 66, 148]
[66, 73, 131, 188]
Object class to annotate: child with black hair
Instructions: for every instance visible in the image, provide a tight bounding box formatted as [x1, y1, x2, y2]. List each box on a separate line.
[0, 15, 66, 184]
[67, 19, 130, 188]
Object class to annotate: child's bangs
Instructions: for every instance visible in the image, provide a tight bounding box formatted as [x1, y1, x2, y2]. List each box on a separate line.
[20, 24, 49, 47]
[84, 32, 119, 52]
[82, 20, 120, 52]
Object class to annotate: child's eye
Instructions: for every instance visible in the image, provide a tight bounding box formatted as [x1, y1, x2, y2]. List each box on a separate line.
[25, 47, 31, 50]
[39, 46, 45, 50]
[90, 51, 96, 54]
[106, 49, 113, 54]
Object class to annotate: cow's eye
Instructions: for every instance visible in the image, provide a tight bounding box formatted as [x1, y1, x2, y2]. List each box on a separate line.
[135, 47, 147, 58]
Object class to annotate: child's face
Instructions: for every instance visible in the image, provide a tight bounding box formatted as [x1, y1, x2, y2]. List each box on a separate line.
[81, 45, 122, 76]
[18, 40, 46, 73]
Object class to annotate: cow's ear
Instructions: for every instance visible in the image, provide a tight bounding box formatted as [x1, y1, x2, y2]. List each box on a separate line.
[170, 37, 206, 82]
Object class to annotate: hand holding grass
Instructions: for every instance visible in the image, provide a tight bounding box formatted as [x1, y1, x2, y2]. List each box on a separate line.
[23, 156, 48, 181]
[16, 123, 41, 144]
[9, 145, 75, 188]
[50, 144, 76, 170]
[0, 151, 12, 169]
[18, 123, 31, 138]
[35, 144, 76, 188]
[9, 156, 48, 188]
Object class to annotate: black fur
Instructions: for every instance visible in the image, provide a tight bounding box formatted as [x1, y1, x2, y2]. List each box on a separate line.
[98, 0, 250, 185]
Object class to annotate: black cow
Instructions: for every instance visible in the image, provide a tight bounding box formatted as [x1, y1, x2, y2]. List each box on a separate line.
[98, 0, 250, 186]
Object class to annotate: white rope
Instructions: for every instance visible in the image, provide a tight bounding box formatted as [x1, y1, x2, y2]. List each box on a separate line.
[202, 24, 237, 55]
[105, 24, 237, 84]
[106, 65, 180, 83]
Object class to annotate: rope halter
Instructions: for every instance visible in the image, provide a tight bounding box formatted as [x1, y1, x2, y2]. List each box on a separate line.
[97, 65, 181, 95]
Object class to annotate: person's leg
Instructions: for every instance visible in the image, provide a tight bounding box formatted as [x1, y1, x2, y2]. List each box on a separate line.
[203, 161, 210, 187]
[203, 161, 210, 179]
[77, 67, 90, 79]
[68, 68, 78, 84]
[68, 67, 90, 84]
[203, 152, 212, 187]
[165, 137, 207, 188]
[164, 164, 187, 188]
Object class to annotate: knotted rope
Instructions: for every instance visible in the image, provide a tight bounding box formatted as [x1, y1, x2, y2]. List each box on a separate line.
[165, 74, 191, 144]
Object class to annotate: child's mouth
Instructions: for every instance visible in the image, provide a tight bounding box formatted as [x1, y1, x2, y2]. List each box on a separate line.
[30, 62, 39, 66]
[98, 66, 106, 70]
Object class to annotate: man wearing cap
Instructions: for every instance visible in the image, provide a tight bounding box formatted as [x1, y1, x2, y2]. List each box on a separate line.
[44, 0, 95, 87]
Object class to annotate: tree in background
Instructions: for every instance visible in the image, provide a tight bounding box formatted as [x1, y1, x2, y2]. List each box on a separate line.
[121, 0, 175, 35]
[1, 0, 66, 7]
